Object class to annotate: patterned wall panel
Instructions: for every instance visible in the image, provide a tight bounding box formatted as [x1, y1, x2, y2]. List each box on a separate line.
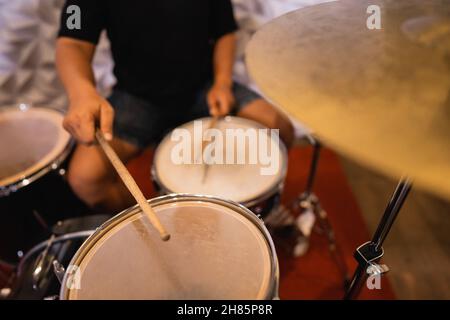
[232, 0, 336, 92]
[0, 0, 115, 111]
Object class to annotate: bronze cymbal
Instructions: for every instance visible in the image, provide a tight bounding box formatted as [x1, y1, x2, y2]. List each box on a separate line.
[247, 0, 450, 199]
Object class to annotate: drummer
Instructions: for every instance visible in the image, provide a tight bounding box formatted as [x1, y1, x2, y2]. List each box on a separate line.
[56, 0, 294, 212]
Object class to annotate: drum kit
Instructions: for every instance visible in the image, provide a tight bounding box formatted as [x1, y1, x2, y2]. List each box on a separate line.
[0, 0, 449, 300]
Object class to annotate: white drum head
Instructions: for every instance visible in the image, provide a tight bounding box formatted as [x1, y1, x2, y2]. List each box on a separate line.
[0, 106, 71, 188]
[63, 196, 277, 300]
[154, 117, 287, 204]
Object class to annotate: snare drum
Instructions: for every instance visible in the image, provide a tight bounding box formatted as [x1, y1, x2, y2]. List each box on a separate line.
[60, 195, 279, 300]
[0, 105, 85, 263]
[152, 117, 288, 217]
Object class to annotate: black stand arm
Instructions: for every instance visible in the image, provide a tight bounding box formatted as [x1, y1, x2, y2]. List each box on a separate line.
[344, 178, 412, 300]
[304, 137, 321, 196]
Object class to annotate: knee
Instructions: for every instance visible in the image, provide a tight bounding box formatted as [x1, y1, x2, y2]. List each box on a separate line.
[67, 161, 112, 207]
[262, 103, 295, 148]
[238, 100, 295, 148]
[263, 104, 295, 148]
[277, 116, 295, 148]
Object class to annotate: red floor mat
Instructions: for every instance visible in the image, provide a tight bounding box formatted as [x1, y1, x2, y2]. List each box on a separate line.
[127, 146, 396, 300]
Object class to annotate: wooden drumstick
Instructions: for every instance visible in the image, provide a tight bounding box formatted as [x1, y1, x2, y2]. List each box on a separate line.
[95, 129, 170, 241]
[200, 116, 219, 183]
[202, 116, 219, 148]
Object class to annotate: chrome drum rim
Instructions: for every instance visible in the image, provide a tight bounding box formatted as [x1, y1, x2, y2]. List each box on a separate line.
[152, 116, 288, 207]
[60, 194, 280, 300]
[0, 106, 74, 197]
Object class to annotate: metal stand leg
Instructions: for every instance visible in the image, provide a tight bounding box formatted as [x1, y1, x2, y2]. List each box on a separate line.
[304, 136, 322, 195]
[344, 179, 412, 300]
[295, 138, 350, 285]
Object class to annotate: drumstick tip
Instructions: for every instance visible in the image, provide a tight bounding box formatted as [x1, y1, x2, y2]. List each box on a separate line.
[161, 233, 171, 241]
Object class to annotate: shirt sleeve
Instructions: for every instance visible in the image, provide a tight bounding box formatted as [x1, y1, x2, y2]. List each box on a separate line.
[210, 0, 238, 40]
[58, 0, 106, 44]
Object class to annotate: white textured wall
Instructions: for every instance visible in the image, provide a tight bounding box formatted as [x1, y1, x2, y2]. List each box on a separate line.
[232, 0, 336, 92]
[0, 0, 115, 111]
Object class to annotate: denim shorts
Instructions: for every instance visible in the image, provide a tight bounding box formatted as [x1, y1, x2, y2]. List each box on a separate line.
[108, 82, 261, 148]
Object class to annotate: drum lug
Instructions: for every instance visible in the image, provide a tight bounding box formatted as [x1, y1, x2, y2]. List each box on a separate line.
[52, 260, 65, 285]
[32, 235, 56, 290]
[253, 206, 264, 221]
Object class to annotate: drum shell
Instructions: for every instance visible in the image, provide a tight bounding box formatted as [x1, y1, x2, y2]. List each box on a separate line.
[0, 154, 90, 264]
[152, 176, 283, 218]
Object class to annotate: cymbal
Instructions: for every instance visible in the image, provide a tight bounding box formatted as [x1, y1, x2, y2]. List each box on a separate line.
[246, 0, 450, 200]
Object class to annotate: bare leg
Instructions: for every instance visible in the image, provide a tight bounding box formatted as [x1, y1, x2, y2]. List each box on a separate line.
[237, 99, 295, 148]
[67, 138, 141, 214]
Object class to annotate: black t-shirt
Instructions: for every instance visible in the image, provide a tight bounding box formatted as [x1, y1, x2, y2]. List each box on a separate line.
[58, 0, 237, 103]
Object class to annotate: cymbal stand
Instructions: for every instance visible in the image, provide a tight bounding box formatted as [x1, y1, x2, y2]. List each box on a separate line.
[344, 178, 412, 299]
[293, 136, 349, 285]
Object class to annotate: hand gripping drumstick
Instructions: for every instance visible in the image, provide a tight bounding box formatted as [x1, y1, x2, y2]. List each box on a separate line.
[96, 129, 170, 241]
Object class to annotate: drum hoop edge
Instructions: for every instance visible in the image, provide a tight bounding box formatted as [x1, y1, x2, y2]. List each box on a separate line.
[0, 106, 74, 197]
[152, 116, 289, 206]
[60, 194, 279, 300]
